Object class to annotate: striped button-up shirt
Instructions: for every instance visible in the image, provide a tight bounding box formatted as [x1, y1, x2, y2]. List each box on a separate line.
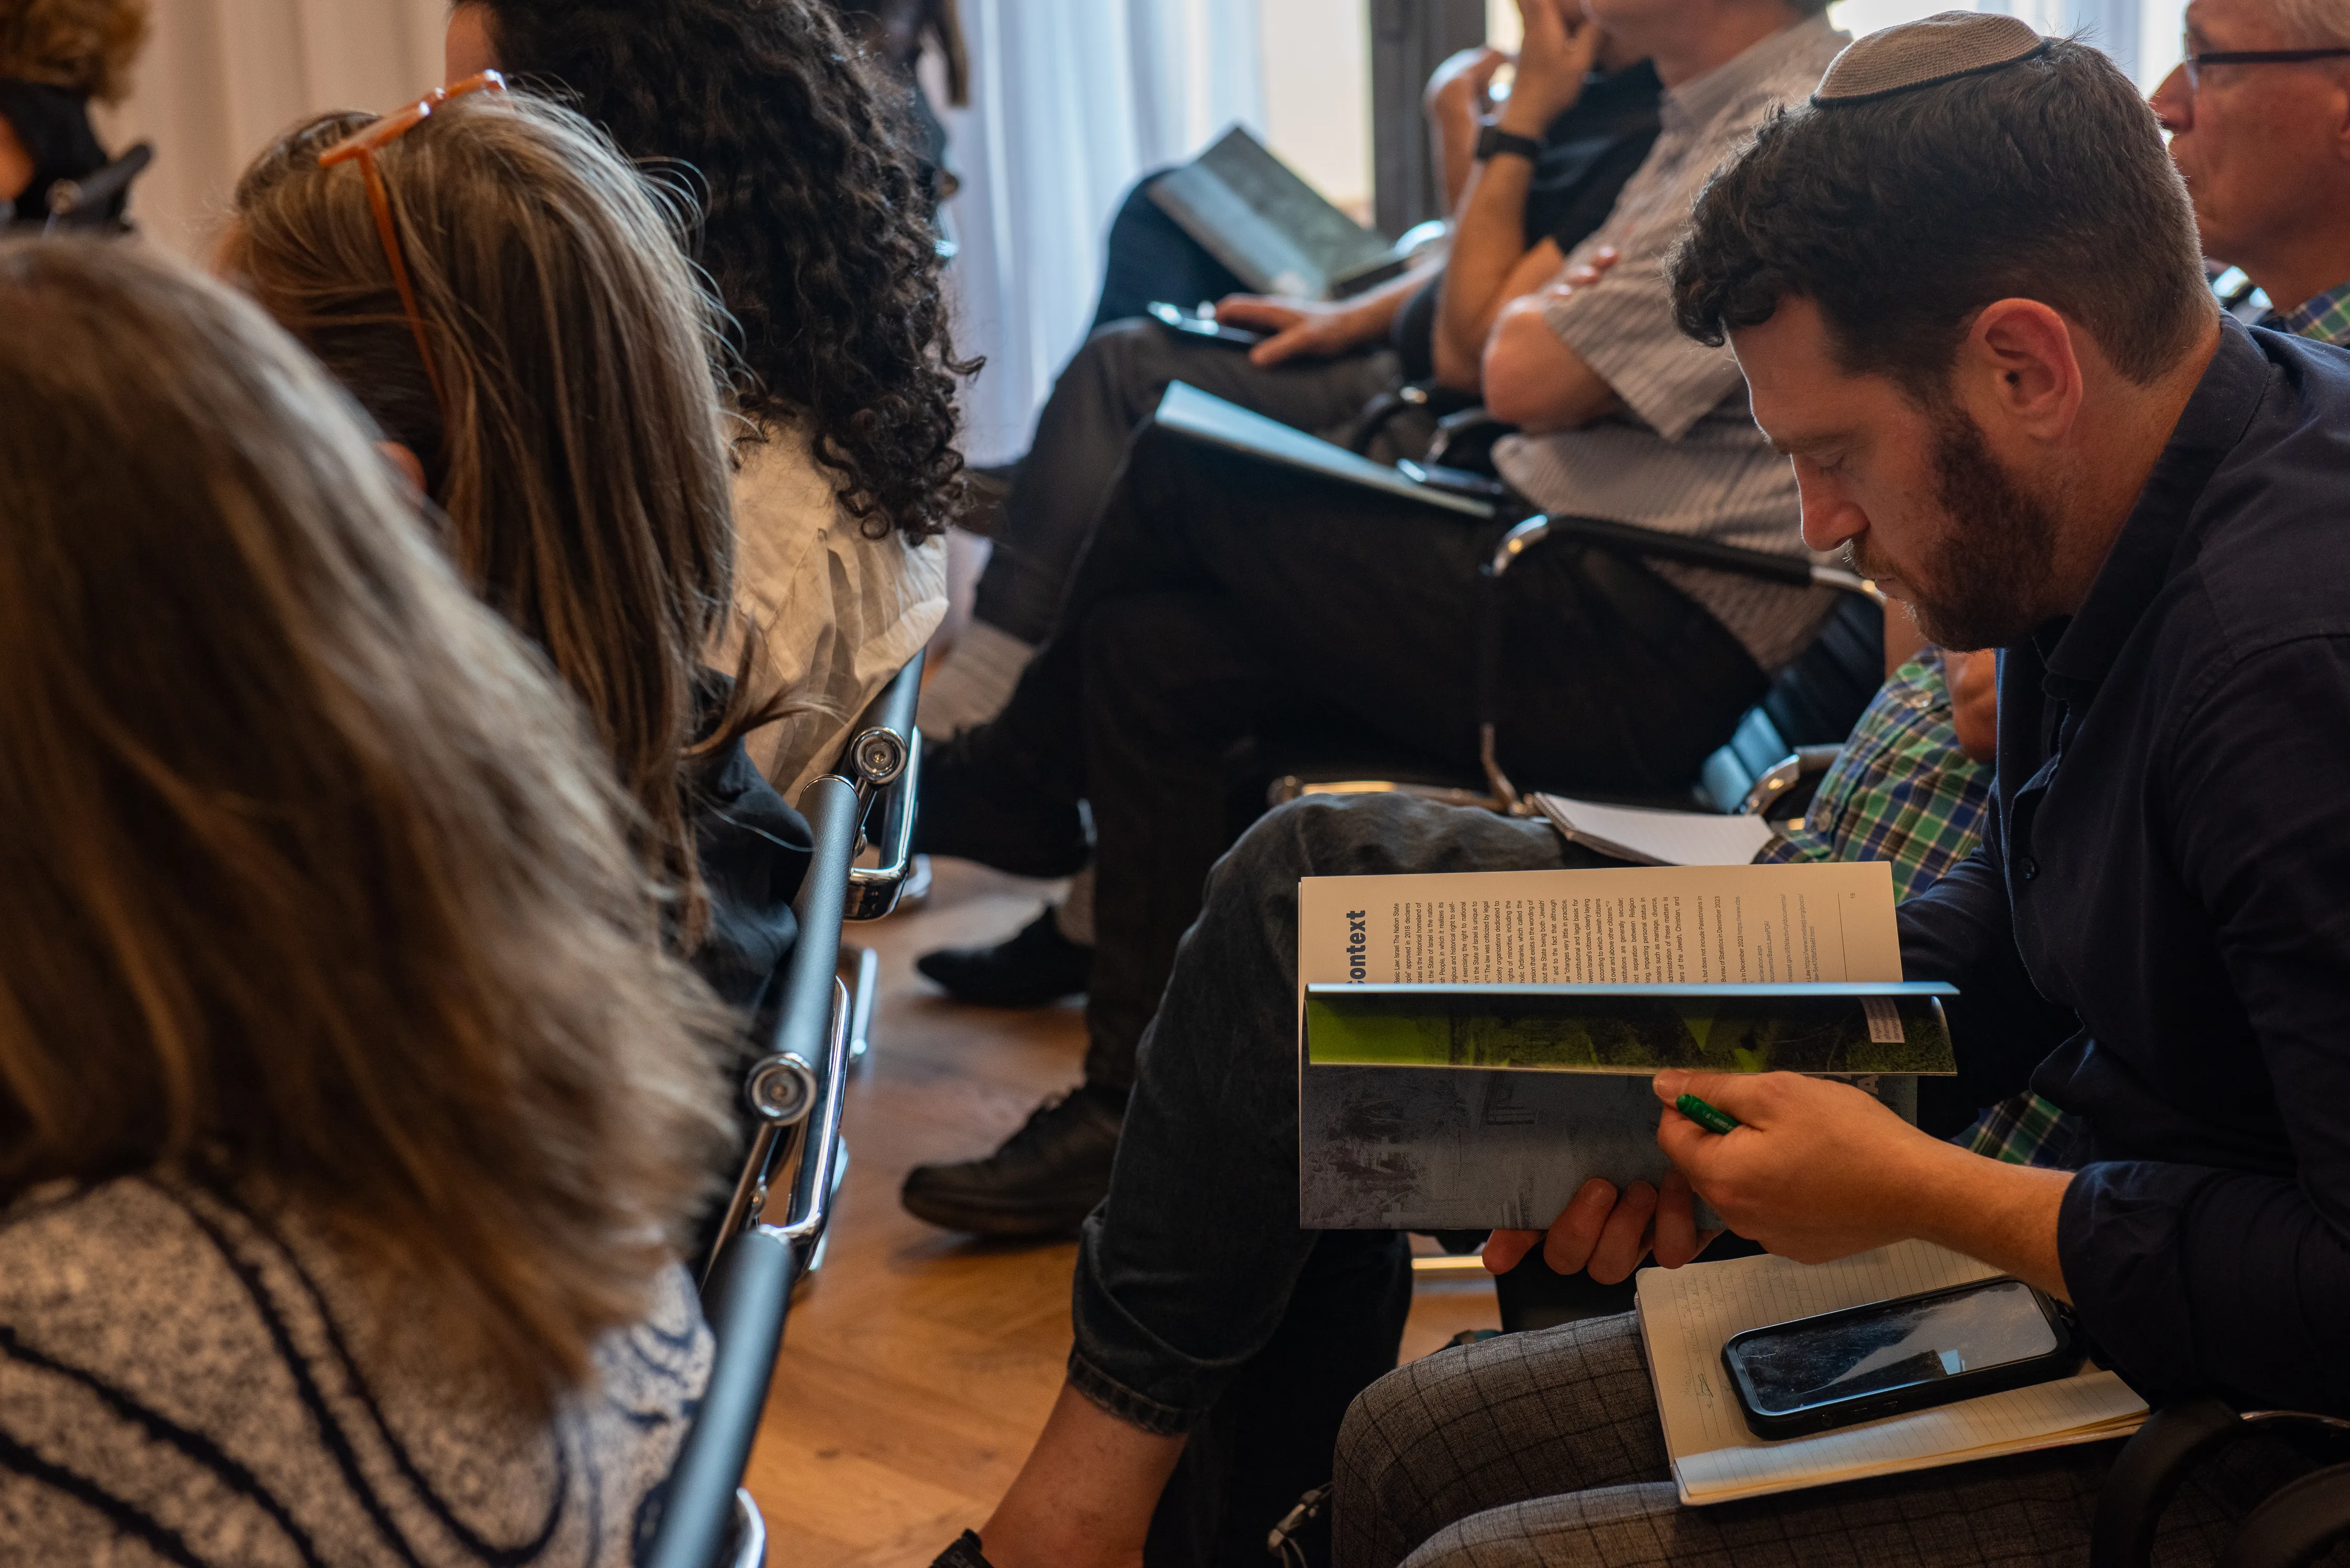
[1493, 14, 1850, 677]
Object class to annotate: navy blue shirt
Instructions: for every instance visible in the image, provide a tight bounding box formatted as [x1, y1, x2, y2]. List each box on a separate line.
[1899, 317, 2350, 1417]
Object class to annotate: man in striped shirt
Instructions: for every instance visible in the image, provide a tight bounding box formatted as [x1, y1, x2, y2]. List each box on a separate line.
[906, 0, 1854, 1245]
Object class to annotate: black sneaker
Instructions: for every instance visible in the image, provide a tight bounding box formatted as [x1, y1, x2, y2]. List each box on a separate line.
[915, 725, 1090, 879]
[900, 1085, 1123, 1236]
[916, 906, 1094, 1007]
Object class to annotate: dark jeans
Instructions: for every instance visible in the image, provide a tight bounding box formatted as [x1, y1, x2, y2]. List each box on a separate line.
[977, 423, 1767, 1094]
[971, 320, 1401, 647]
[1146, 1230, 1413, 1568]
[1068, 794, 1599, 1560]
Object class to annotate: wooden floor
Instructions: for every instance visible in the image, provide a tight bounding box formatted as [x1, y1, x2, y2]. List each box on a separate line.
[744, 857, 1500, 1567]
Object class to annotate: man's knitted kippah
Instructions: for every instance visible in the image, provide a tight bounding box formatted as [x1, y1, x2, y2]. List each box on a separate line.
[1812, 10, 2050, 107]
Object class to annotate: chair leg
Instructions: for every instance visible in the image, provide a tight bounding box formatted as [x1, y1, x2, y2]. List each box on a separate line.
[840, 944, 880, 1064]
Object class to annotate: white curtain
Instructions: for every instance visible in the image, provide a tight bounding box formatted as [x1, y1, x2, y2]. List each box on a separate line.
[940, 0, 1267, 464]
[93, 0, 448, 258]
[1834, 0, 2173, 84]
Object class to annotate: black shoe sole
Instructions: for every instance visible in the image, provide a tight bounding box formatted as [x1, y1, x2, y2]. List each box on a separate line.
[914, 915, 1094, 1008]
[898, 1184, 1100, 1238]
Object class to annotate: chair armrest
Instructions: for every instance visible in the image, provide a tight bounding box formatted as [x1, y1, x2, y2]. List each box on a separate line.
[645, 1228, 796, 1568]
[1345, 381, 1477, 456]
[2091, 1399, 2350, 1568]
[1423, 406, 1517, 476]
[42, 144, 154, 232]
[1489, 513, 1879, 599]
[1736, 745, 1842, 820]
[702, 777, 861, 1284]
[838, 653, 924, 921]
[767, 781, 863, 1258]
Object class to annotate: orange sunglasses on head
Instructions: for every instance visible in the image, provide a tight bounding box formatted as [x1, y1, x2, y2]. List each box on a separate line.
[316, 70, 509, 411]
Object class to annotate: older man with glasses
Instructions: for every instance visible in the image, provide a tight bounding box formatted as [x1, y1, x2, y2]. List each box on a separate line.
[2153, 0, 2350, 344]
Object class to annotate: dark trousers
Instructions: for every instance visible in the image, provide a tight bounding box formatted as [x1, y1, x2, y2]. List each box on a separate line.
[1068, 795, 1601, 1562]
[971, 319, 1400, 646]
[977, 421, 1767, 1094]
[1090, 171, 1248, 333]
[1146, 1230, 1413, 1568]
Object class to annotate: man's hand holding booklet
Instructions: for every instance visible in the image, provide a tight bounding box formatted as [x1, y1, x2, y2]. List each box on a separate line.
[1294, 859, 2146, 1502]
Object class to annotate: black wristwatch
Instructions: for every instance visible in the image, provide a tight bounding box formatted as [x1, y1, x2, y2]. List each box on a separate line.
[1474, 123, 1544, 164]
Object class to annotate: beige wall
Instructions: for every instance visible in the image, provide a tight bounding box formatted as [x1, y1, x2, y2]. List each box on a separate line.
[95, 0, 448, 257]
[1260, 0, 1373, 223]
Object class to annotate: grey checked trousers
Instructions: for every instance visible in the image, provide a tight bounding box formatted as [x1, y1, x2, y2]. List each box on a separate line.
[1334, 1312, 2325, 1568]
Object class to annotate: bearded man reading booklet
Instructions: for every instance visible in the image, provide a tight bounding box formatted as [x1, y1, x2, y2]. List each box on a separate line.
[922, 16, 2350, 1568]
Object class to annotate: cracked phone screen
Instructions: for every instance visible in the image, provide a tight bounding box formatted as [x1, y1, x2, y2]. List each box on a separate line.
[1732, 1278, 2058, 1415]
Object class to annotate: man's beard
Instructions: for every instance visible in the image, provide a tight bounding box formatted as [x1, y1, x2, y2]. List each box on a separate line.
[1844, 402, 2059, 652]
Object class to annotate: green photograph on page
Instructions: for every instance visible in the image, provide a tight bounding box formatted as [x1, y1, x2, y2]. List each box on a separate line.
[1304, 991, 1957, 1077]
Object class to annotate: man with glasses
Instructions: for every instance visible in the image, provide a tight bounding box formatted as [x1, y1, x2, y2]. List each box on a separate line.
[2153, 0, 2350, 344]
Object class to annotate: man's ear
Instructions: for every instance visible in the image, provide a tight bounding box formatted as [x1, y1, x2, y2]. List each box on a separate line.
[378, 441, 428, 496]
[1965, 298, 2083, 444]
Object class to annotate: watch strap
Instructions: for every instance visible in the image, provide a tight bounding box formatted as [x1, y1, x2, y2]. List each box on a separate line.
[1475, 124, 1544, 164]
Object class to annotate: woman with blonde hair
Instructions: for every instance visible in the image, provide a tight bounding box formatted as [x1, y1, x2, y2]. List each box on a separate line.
[222, 79, 810, 1025]
[0, 238, 730, 1563]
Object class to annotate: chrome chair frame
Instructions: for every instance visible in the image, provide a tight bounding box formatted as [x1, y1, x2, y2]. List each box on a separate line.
[35, 143, 154, 235]
[1472, 513, 1878, 815]
[650, 773, 867, 1568]
[836, 653, 925, 1063]
[647, 657, 931, 1567]
[1272, 512, 1883, 827]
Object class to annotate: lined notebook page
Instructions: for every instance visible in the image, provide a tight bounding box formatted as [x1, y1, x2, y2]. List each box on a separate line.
[1637, 1240, 2147, 1505]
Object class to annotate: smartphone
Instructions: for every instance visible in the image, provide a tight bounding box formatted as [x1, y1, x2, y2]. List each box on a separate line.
[1721, 1276, 2079, 1440]
[1148, 300, 1266, 348]
[1396, 458, 1509, 501]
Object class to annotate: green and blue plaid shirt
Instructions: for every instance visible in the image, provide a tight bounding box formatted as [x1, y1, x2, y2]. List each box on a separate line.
[1753, 652, 2078, 1167]
[1755, 651, 1991, 901]
[2269, 278, 2350, 347]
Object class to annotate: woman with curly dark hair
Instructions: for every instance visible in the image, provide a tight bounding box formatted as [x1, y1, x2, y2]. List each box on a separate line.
[448, 0, 972, 794]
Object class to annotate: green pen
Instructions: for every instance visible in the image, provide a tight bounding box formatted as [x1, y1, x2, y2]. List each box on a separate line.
[1676, 1093, 1741, 1135]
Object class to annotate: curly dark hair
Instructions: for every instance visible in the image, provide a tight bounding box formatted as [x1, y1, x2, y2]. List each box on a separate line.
[466, 0, 972, 540]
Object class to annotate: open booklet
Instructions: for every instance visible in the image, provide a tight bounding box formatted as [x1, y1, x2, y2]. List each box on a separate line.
[1145, 126, 1408, 301]
[1295, 861, 1954, 1230]
[1638, 1240, 2146, 1505]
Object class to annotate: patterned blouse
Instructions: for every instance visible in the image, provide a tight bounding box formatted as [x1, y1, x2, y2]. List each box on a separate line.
[0, 1177, 710, 1565]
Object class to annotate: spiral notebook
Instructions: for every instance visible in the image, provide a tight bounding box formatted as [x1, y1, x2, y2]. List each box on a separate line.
[1636, 1240, 2147, 1505]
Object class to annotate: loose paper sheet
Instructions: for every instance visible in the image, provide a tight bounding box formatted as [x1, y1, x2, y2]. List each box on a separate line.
[1533, 794, 1781, 867]
[1636, 1240, 2147, 1504]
